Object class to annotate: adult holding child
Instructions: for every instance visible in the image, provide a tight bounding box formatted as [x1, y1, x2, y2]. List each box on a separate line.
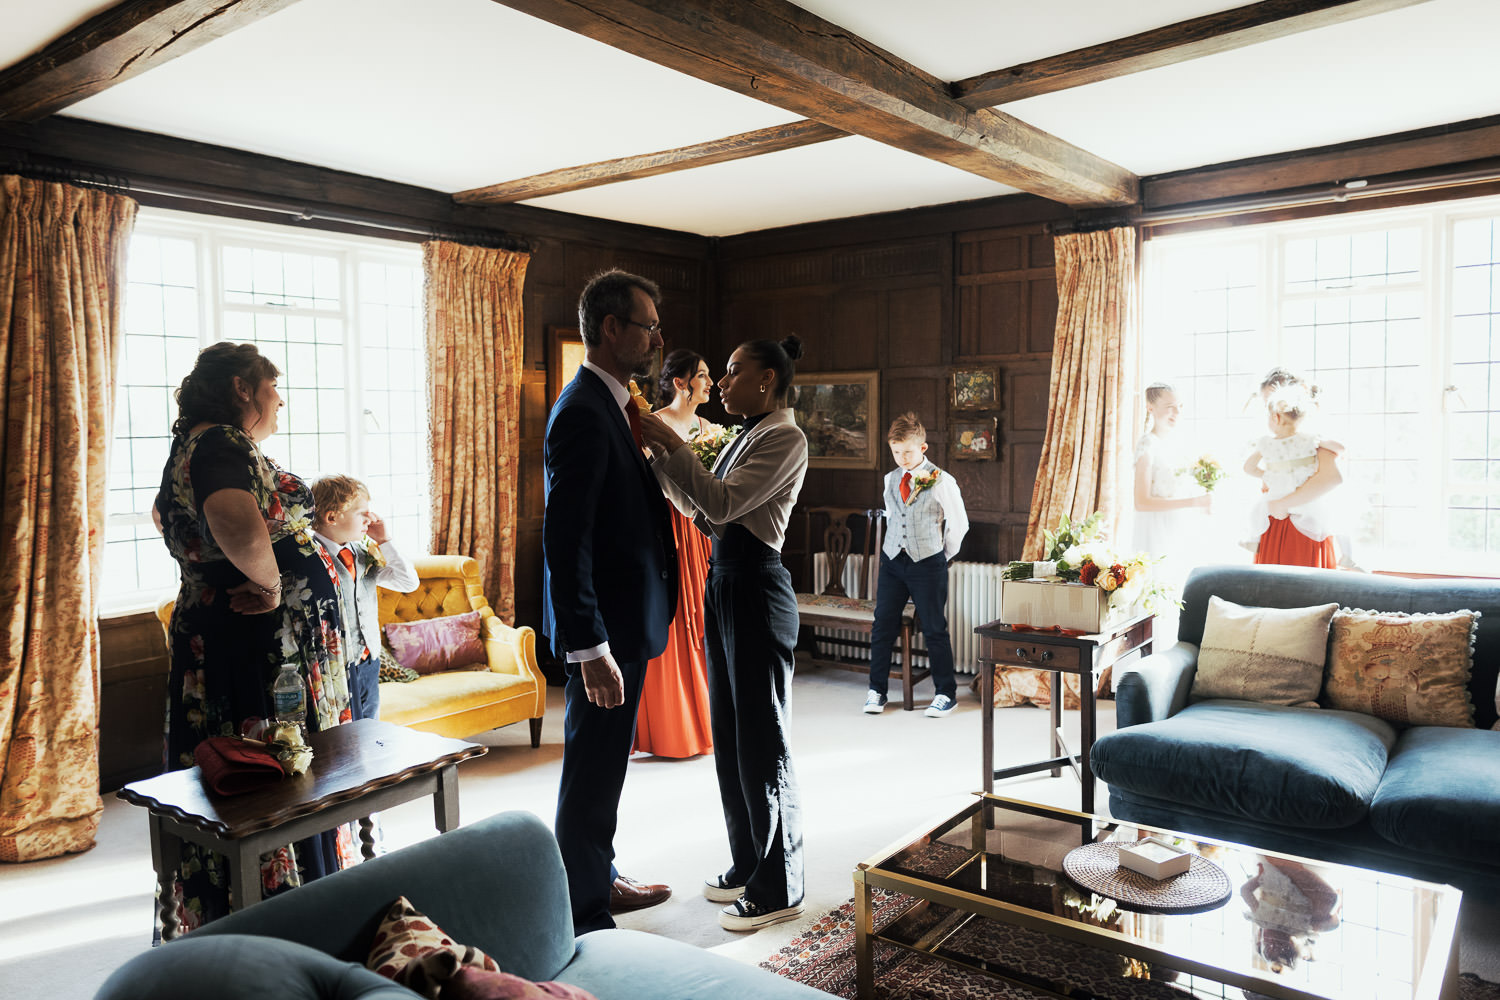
[632, 349, 718, 759]
[637, 335, 809, 931]
[1244, 381, 1343, 567]
[153, 342, 353, 932]
[542, 269, 678, 933]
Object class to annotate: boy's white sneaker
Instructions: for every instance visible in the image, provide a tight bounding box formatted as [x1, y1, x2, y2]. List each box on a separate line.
[924, 694, 956, 718]
[862, 690, 888, 714]
[719, 897, 805, 931]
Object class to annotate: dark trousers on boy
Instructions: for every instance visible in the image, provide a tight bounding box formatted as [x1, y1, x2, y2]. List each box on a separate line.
[868, 550, 956, 700]
[349, 651, 380, 721]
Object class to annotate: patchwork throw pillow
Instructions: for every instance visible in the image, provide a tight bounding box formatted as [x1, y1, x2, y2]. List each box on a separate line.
[367, 896, 499, 999]
[379, 646, 420, 683]
[1191, 596, 1338, 707]
[383, 610, 486, 675]
[1323, 608, 1479, 728]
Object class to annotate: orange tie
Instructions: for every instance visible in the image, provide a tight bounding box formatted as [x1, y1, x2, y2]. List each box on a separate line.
[624, 400, 644, 449]
[337, 547, 369, 658]
[900, 471, 912, 503]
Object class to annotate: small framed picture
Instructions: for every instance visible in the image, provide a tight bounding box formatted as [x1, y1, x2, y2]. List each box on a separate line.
[952, 417, 997, 461]
[951, 367, 1000, 410]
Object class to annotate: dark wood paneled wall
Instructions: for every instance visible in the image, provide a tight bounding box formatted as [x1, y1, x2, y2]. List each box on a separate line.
[715, 203, 1069, 578]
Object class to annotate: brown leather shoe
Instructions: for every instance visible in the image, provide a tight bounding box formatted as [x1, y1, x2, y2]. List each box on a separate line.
[609, 874, 671, 913]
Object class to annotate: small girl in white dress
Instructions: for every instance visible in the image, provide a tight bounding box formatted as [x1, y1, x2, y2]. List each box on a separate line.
[1243, 382, 1342, 567]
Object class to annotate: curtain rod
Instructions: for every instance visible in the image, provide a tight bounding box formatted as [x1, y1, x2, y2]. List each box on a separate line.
[1, 158, 535, 254]
[1136, 163, 1500, 227]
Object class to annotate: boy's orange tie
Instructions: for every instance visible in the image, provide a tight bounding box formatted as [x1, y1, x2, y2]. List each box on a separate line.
[338, 547, 355, 577]
[900, 471, 912, 503]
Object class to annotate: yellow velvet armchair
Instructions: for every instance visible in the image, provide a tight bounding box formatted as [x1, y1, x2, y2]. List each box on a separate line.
[377, 555, 545, 745]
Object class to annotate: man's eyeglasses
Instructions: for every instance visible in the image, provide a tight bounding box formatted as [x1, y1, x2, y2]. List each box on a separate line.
[616, 316, 662, 335]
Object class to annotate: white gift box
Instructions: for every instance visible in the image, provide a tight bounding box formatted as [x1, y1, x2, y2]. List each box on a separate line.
[1000, 579, 1130, 633]
[1117, 838, 1192, 880]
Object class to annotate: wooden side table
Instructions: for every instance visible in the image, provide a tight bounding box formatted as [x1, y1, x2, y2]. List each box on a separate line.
[976, 614, 1153, 815]
[118, 718, 486, 940]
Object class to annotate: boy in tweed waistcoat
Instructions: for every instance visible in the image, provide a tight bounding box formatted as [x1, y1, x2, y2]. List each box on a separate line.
[865, 413, 969, 718]
[311, 475, 419, 721]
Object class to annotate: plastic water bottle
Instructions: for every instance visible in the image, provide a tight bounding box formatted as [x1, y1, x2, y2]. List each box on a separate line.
[271, 663, 306, 727]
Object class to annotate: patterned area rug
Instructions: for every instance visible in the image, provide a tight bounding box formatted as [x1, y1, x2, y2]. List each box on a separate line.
[761, 892, 1500, 1000]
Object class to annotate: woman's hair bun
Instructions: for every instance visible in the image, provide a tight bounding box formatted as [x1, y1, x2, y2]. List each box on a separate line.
[779, 334, 804, 362]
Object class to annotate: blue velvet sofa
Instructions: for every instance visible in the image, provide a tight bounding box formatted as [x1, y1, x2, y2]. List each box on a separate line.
[95, 811, 830, 1000]
[1091, 564, 1500, 894]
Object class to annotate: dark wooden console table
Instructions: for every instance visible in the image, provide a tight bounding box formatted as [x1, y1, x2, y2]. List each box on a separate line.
[118, 718, 485, 939]
[976, 614, 1153, 814]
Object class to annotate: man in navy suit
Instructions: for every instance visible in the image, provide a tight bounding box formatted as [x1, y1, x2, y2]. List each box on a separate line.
[543, 269, 679, 933]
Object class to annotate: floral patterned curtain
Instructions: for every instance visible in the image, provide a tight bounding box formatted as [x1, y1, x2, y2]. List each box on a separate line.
[423, 241, 530, 623]
[0, 175, 137, 861]
[998, 226, 1138, 709]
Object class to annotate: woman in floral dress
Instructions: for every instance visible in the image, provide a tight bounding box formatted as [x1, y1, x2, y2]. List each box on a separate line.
[154, 342, 354, 934]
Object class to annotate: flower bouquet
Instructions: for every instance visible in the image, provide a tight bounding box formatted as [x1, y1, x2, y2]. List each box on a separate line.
[687, 422, 743, 471]
[1185, 454, 1227, 492]
[1005, 511, 1178, 619]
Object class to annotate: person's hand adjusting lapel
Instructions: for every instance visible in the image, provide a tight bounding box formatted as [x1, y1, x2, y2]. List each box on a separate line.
[638, 409, 683, 455]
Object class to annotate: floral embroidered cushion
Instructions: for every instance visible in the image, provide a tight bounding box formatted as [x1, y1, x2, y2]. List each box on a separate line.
[383, 611, 486, 675]
[1191, 596, 1338, 707]
[1323, 608, 1479, 728]
[366, 896, 499, 998]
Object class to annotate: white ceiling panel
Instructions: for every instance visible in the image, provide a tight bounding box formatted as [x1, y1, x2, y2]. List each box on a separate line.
[1001, 0, 1500, 177]
[65, 0, 800, 191]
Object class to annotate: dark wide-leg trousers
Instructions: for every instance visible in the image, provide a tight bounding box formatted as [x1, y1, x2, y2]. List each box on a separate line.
[555, 656, 648, 933]
[703, 554, 804, 911]
[868, 550, 957, 699]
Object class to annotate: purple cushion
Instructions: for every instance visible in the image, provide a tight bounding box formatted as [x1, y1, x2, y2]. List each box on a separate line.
[383, 611, 487, 675]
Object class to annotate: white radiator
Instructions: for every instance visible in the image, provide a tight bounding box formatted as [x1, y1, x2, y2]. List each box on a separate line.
[808, 556, 1004, 674]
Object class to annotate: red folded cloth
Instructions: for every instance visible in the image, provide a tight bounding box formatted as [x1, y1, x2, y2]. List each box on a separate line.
[194, 736, 285, 796]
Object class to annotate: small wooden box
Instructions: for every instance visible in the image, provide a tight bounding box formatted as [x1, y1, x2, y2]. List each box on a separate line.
[1000, 579, 1126, 633]
[1117, 838, 1192, 880]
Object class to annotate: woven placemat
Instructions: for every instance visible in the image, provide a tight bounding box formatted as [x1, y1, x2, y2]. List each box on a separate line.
[1062, 842, 1231, 913]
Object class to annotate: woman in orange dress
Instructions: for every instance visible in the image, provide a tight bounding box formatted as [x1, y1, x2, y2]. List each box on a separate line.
[633, 350, 717, 757]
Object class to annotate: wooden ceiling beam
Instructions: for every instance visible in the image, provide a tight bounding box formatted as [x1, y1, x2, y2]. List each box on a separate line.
[490, 0, 1137, 207]
[0, 0, 302, 123]
[953, 0, 1433, 109]
[455, 119, 847, 205]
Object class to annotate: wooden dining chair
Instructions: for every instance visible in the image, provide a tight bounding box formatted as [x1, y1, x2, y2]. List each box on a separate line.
[793, 505, 929, 710]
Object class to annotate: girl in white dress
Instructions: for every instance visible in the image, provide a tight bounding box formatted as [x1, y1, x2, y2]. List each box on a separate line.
[1243, 382, 1342, 567]
[1133, 383, 1212, 641]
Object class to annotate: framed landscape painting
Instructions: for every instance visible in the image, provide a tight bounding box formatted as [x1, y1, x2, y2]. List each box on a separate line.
[791, 371, 880, 469]
[951, 367, 1000, 410]
[952, 417, 997, 461]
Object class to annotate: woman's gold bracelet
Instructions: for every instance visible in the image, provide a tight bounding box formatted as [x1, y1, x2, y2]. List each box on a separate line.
[254, 580, 282, 597]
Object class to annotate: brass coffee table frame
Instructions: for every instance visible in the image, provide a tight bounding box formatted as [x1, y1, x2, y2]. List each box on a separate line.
[853, 794, 1461, 1000]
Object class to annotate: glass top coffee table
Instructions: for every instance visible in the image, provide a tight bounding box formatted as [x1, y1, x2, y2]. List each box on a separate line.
[853, 795, 1461, 1000]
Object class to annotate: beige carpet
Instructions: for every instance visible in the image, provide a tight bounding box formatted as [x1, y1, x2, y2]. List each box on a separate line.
[2, 667, 1496, 998]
